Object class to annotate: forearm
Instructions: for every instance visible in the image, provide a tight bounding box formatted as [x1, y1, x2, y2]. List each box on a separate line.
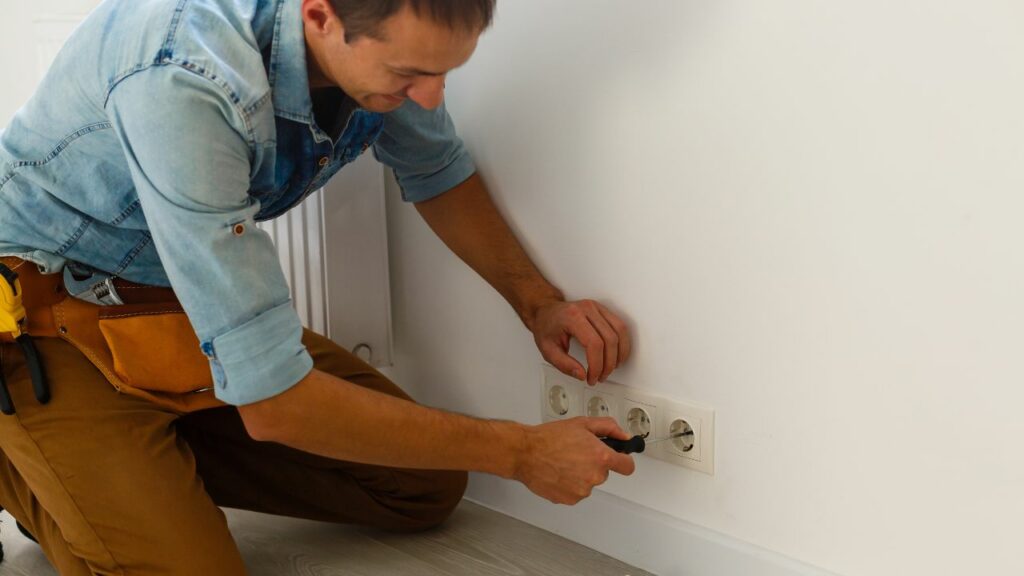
[240, 368, 526, 478]
[414, 173, 564, 330]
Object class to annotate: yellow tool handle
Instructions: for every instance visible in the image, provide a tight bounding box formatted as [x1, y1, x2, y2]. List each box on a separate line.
[0, 267, 26, 338]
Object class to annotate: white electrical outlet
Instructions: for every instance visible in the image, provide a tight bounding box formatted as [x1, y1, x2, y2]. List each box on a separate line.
[620, 389, 661, 440]
[583, 381, 624, 424]
[540, 364, 583, 422]
[649, 398, 715, 475]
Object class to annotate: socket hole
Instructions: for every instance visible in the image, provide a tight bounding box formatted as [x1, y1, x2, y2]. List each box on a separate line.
[626, 407, 652, 438]
[586, 396, 611, 417]
[670, 419, 695, 452]
[548, 385, 570, 416]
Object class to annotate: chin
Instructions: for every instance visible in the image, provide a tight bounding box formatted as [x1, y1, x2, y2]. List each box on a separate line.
[360, 94, 406, 113]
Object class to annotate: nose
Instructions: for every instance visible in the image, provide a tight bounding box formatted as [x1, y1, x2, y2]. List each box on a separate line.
[406, 75, 446, 110]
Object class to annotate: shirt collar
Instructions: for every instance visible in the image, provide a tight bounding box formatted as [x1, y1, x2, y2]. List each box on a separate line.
[269, 0, 313, 122]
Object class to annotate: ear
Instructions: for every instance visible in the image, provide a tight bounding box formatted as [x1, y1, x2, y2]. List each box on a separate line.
[301, 0, 343, 38]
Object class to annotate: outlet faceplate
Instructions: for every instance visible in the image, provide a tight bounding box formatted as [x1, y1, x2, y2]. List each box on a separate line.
[540, 364, 715, 475]
[650, 399, 715, 475]
[541, 364, 583, 422]
[583, 381, 624, 422]
[620, 390, 661, 440]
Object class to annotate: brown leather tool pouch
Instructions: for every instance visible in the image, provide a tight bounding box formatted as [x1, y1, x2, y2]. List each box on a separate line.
[62, 298, 226, 414]
[4, 257, 226, 414]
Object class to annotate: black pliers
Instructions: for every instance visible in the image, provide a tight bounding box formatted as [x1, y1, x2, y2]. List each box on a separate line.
[0, 264, 50, 415]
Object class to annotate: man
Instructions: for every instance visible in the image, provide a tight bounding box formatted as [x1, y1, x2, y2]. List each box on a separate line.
[0, 0, 635, 573]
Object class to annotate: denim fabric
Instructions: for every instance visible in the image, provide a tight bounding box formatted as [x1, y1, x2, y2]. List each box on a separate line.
[0, 0, 476, 405]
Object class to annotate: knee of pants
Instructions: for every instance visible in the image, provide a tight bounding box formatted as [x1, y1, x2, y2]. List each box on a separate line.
[382, 469, 469, 533]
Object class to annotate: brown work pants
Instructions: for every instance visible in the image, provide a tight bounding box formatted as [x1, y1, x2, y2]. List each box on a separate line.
[0, 330, 467, 575]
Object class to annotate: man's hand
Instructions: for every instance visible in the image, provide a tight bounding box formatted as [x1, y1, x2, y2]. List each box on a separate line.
[513, 417, 636, 505]
[530, 299, 632, 386]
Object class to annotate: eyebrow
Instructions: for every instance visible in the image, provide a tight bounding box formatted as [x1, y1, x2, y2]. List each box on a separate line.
[390, 65, 446, 77]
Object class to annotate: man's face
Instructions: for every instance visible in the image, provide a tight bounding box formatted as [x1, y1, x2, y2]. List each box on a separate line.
[304, 1, 480, 113]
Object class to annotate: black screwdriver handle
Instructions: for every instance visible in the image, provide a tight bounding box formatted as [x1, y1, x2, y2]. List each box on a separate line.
[601, 435, 645, 454]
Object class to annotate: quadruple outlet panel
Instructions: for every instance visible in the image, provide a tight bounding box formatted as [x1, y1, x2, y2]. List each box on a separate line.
[541, 364, 715, 475]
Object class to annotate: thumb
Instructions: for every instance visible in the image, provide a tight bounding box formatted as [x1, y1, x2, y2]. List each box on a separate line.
[583, 417, 631, 441]
[541, 342, 587, 381]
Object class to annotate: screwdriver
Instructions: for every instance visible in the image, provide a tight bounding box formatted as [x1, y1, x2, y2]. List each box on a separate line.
[601, 431, 691, 454]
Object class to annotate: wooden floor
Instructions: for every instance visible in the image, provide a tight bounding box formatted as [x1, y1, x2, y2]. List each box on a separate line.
[0, 501, 652, 575]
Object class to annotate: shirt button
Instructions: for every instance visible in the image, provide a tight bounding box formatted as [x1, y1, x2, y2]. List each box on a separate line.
[318, 157, 329, 167]
[233, 223, 246, 236]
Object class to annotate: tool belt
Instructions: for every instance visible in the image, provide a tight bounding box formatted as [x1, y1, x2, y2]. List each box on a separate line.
[0, 257, 225, 414]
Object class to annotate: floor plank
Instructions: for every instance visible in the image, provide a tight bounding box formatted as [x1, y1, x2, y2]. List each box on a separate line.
[1, 501, 652, 575]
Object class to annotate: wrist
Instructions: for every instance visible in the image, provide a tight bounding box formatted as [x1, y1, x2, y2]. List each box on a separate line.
[488, 419, 531, 480]
[518, 288, 565, 332]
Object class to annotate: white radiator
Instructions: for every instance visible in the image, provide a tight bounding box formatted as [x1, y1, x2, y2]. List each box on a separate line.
[258, 155, 394, 368]
[258, 191, 330, 336]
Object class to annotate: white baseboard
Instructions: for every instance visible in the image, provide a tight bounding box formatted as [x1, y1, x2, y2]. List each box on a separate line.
[464, 474, 840, 576]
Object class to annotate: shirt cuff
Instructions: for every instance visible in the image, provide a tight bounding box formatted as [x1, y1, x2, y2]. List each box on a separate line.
[396, 151, 477, 203]
[203, 300, 313, 406]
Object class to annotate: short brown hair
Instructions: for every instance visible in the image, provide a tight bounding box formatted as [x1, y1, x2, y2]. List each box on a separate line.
[331, 0, 496, 43]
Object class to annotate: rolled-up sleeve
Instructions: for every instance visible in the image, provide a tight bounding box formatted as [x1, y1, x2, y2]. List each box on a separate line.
[372, 100, 477, 203]
[105, 65, 312, 406]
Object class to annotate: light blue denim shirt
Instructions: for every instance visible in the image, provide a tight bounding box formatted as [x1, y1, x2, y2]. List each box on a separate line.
[0, 0, 476, 405]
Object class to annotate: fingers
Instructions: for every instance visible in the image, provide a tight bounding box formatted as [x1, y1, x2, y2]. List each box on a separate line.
[608, 452, 636, 476]
[540, 340, 587, 381]
[583, 416, 630, 440]
[595, 302, 632, 366]
[523, 418, 636, 505]
[574, 300, 630, 384]
[584, 308, 618, 383]
[583, 418, 636, 476]
[535, 299, 632, 384]
[585, 419, 636, 477]
[572, 311, 604, 386]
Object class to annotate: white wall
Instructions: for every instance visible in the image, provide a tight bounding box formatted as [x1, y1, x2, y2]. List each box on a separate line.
[386, 1, 1024, 575]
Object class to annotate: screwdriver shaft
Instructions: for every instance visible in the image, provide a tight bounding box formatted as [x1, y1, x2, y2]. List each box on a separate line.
[644, 430, 691, 445]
